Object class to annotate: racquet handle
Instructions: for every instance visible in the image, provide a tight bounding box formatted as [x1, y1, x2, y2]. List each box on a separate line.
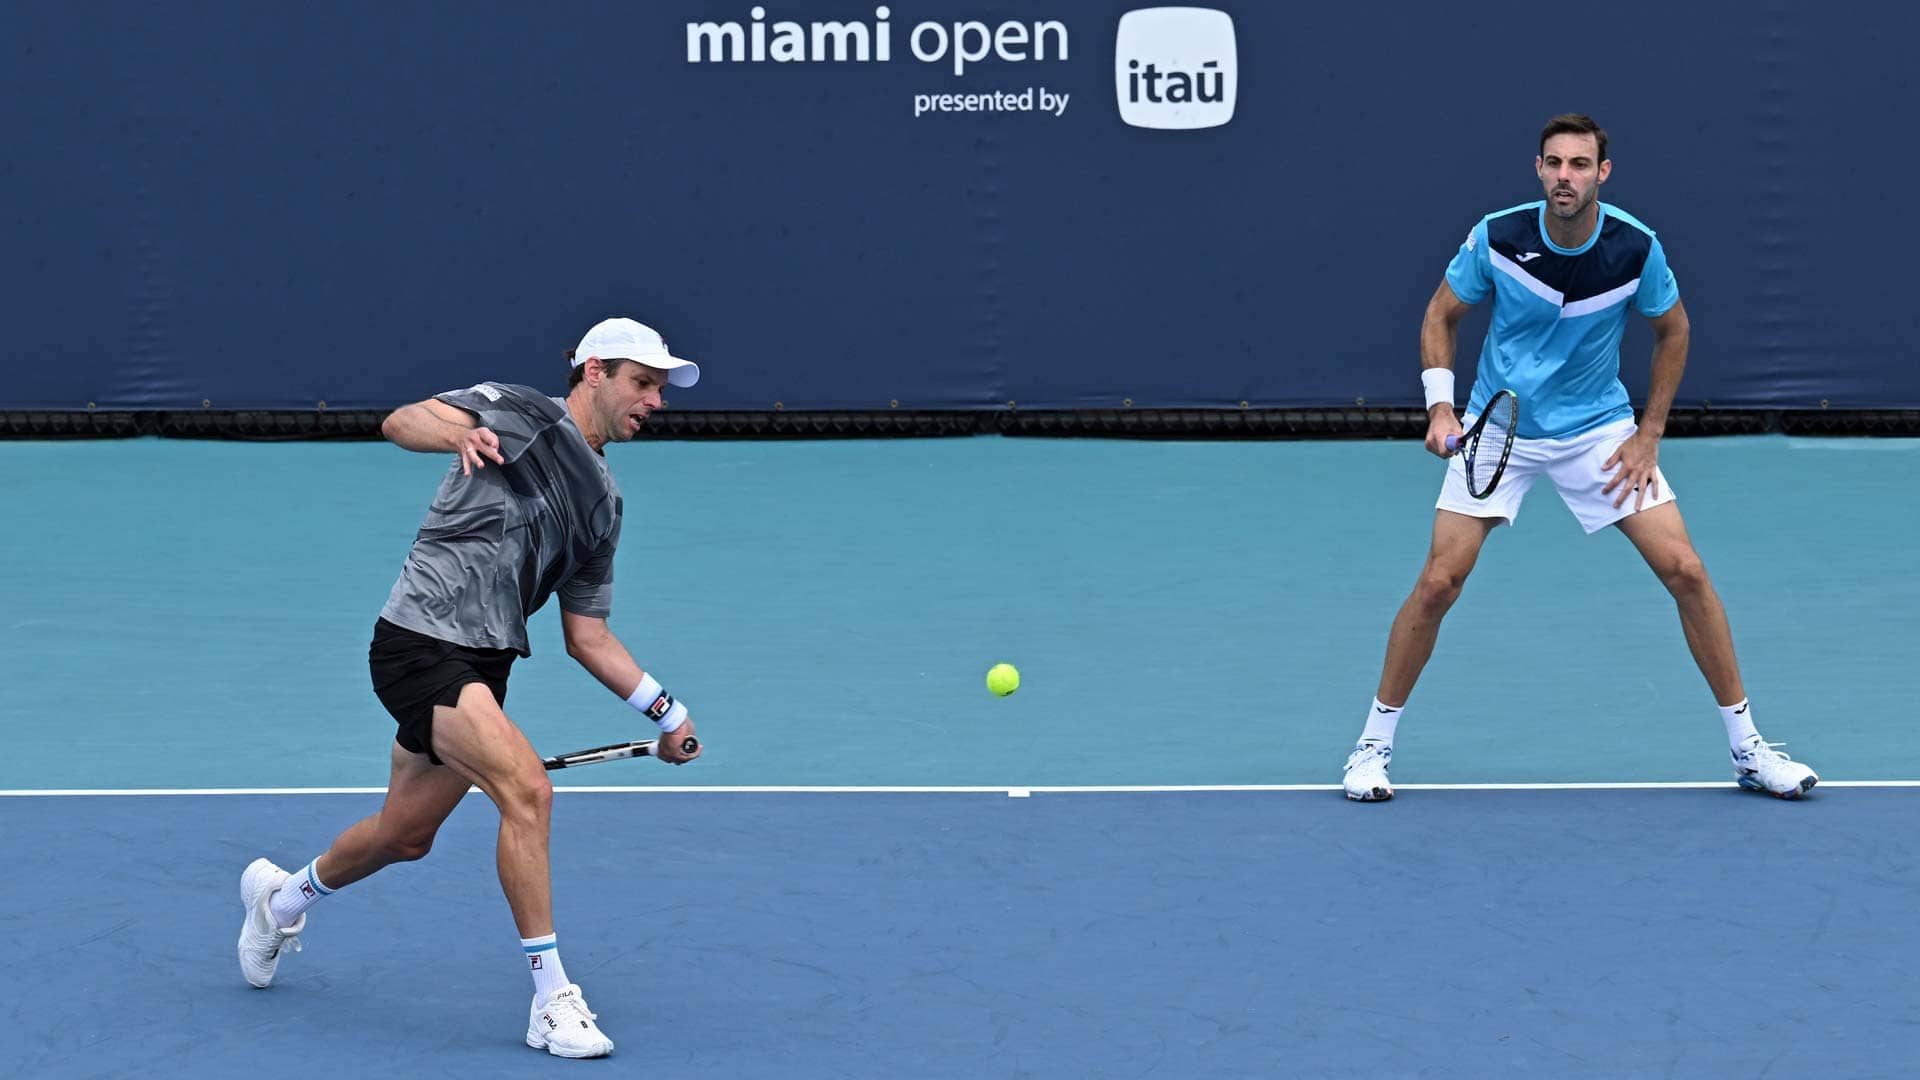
[675, 736, 700, 755]
[1444, 434, 1463, 451]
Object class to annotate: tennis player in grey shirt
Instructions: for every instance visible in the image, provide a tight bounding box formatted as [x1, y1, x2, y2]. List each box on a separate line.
[235, 317, 703, 1059]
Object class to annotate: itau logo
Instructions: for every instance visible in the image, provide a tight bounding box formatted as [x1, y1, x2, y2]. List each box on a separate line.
[1114, 8, 1237, 130]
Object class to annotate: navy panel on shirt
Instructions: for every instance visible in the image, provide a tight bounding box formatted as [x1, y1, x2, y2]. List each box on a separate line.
[1443, 202, 1681, 439]
[1483, 209, 1652, 306]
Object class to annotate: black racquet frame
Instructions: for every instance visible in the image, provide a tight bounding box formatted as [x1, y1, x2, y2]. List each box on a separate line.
[1447, 389, 1519, 499]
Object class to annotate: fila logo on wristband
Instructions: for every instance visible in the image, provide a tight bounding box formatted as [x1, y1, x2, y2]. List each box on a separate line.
[628, 674, 689, 732]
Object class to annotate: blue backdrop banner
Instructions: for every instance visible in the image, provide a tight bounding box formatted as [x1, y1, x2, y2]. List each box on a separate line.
[2, 2, 1911, 411]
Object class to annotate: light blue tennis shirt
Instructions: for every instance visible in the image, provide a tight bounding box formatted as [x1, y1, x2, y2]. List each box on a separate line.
[1445, 201, 1680, 439]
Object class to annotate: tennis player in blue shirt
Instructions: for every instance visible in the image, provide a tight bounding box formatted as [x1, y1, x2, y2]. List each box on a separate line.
[1342, 115, 1818, 802]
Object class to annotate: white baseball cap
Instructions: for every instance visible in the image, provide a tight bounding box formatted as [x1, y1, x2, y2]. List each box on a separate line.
[573, 317, 700, 388]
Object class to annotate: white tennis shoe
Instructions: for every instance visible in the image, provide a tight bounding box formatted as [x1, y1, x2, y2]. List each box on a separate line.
[237, 858, 305, 988]
[1733, 738, 1819, 799]
[1343, 741, 1394, 801]
[528, 984, 615, 1058]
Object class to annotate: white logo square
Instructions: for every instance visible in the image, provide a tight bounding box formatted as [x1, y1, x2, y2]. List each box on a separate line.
[1114, 8, 1238, 130]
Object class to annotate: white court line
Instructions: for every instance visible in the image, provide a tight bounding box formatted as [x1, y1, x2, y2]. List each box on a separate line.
[3, 781, 1919, 797]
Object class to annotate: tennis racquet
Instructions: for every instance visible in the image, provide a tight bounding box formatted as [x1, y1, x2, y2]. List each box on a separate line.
[542, 736, 700, 771]
[1443, 388, 1519, 499]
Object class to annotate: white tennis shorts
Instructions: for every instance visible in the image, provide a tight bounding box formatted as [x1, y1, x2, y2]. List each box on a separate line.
[1436, 417, 1675, 533]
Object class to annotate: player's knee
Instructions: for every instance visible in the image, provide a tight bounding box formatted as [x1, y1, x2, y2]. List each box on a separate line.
[1414, 562, 1471, 609]
[1658, 552, 1711, 597]
[497, 769, 554, 824]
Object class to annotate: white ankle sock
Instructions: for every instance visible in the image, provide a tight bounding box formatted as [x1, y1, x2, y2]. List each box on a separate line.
[268, 859, 332, 929]
[523, 934, 570, 1002]
[1360, 698, 1403, 745]
[1720, 700, 1760, 750]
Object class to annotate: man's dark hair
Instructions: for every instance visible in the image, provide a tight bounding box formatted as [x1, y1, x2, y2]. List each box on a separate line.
[1540, 113, 1608, 162]
[566, 351, 630, 390]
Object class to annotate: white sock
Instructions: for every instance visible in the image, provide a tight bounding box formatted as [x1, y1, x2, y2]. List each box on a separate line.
[1721, 700, 1760, 750]
[1360, 698, 1403, 745]
[268, 859, 333, 929]
[523, 934, 571, 1002]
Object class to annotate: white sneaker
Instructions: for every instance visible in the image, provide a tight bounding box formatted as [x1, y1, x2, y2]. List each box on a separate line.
[237, 858, 305, 988]
[1343, 741, 1394, 801]
[527, 984, 615, 1058]
[1733, 738, 1819, 799]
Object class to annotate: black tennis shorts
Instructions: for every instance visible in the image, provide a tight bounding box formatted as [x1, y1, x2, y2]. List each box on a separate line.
[368, 618, 517, 765]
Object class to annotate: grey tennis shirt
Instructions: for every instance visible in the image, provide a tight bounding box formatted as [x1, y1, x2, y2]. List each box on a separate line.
[379, 382, 622, 656]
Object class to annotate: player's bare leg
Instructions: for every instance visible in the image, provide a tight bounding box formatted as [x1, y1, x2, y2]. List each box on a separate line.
[1616, 502, 1817, 797]
[1345, 510, 1500, 800]
[425, 683, 557, 937]
[1614, 503, 1741, 701]
[239, 741, 472, 988]
[427, 682, 614, 1055]
[310, 742, 476, 888]
[1376, 510, 1501, 705]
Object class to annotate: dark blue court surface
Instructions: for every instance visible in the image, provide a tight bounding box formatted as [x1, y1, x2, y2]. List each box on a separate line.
[8, 788, 1915, 1079]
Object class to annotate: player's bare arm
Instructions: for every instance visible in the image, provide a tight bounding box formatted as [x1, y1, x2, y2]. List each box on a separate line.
[1421, 280, 1474, 457]
[1603, 300, 1691, 509]
[561, 609, 701, 764]
[381, 398, 505, 476]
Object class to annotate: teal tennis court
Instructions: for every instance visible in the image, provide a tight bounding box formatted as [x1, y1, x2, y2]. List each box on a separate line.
[3, 436, 1915, 1077]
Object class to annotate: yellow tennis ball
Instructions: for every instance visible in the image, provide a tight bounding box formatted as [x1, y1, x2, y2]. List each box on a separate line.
[986, 663, 1020, 696]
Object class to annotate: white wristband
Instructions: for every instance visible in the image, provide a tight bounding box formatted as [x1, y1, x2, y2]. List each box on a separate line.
[1420, 368, 1456, 411]
[626, 674, 689, 733]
